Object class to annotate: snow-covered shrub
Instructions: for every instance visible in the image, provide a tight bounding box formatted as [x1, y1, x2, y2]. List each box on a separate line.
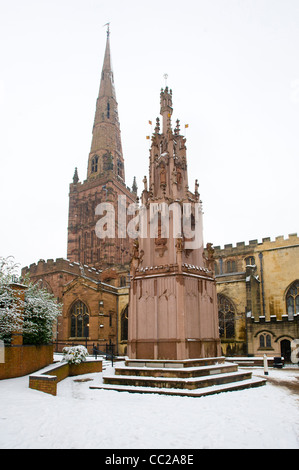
[0, 257, 23, 343]
[62, 345, 88, 364]
[0, 256, 62, 345]
[22, 282, 62, 345]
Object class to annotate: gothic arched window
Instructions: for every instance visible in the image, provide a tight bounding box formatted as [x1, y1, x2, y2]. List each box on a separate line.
[70, 301, 89, 338]
[259, 333, 272, 349]
[245, 256, 255, 266]
[217, 294, 235, 339]
[286, 280, 299, 320]
[91, 155, 99, 173]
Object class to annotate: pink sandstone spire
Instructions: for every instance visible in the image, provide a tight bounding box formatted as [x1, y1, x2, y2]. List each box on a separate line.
[127, 86, 221, 360]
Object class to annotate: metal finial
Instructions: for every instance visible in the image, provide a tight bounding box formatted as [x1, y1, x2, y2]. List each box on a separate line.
[104, 22, 110, 37]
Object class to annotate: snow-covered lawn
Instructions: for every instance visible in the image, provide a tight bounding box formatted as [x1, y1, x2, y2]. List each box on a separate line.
[0, 360, 298, 449]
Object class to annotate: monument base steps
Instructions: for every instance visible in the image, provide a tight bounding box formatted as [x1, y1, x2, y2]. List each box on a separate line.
[90, 357, 266, 397]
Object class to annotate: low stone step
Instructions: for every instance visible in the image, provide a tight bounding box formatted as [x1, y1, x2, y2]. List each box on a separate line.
[125, 356, 226, 369]
[114, 362, 238, 379]
[103, 370, 253, 390]
[90, 377, 267, 398]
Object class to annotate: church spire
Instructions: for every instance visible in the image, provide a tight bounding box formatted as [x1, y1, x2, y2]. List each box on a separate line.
[98, 24, 115, 101]
[87, 27, 125, 181]
[67, 27, 136, 270]
[73, 167, 79, 184]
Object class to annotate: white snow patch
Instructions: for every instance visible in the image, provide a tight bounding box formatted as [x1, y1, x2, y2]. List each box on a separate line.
[0, 364, 298, 449]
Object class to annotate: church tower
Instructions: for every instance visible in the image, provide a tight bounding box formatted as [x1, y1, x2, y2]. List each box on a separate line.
[87, 26, 125, 182]
[128, 87, 221, 360]
[67, 28, 136, 269]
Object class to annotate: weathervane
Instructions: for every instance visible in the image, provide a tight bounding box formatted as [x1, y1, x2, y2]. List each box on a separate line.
[104, 22, 110, 37]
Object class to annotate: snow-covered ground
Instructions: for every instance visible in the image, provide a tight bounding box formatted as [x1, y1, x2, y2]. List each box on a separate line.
[0, 358, 298, 449]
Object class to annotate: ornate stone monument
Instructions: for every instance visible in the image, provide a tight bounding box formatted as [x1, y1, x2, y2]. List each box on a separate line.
[127, 87, 221, 360]
[95, 86, 266, 396]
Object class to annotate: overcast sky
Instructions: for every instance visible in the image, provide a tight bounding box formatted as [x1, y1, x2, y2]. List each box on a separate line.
[0, 0, 298, 272]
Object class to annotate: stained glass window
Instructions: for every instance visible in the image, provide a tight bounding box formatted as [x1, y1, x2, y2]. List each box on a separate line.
[286, 280, 299, 319]
[70, 301, 89, 338]
[217, 294, 235, 339]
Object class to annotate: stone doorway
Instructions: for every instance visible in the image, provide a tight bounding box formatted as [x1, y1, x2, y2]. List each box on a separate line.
[280, 339, 291, 362]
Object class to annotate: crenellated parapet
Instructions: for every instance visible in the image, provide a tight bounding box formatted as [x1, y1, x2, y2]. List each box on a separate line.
[249, 313, 299, 324]
[22, 258, 102, 281]
[213, 233, 298, 256]
[207, 233, 299, 278]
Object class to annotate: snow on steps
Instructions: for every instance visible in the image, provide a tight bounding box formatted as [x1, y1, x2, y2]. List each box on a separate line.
[90, 357, 267, 397]
[125, 356, 227, 368]
[90, 377, 266, 398]
[102, 370, 257, 390]
[114, 362, 239, 378]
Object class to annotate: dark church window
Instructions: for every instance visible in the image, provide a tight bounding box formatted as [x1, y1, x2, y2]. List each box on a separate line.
[70, 301, 89, 338]
[259, 333, 272, 349]
[217, 294, 235, 339]
[107, 102, 110, 119]
[91, 155, 99, 173]
[121, 306, 128, 341]
[286, 280, 299, 320]
[266, 334, 271, 348]
[191, 213, 195, 231]
[245, 256, 255, 266]
[117, 159, 123, 177]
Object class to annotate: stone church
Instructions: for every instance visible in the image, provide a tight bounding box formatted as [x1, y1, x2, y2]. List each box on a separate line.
[22, 29, 135, 356]
[22, 30, 299, 361]
[213, 234, 299, 361]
